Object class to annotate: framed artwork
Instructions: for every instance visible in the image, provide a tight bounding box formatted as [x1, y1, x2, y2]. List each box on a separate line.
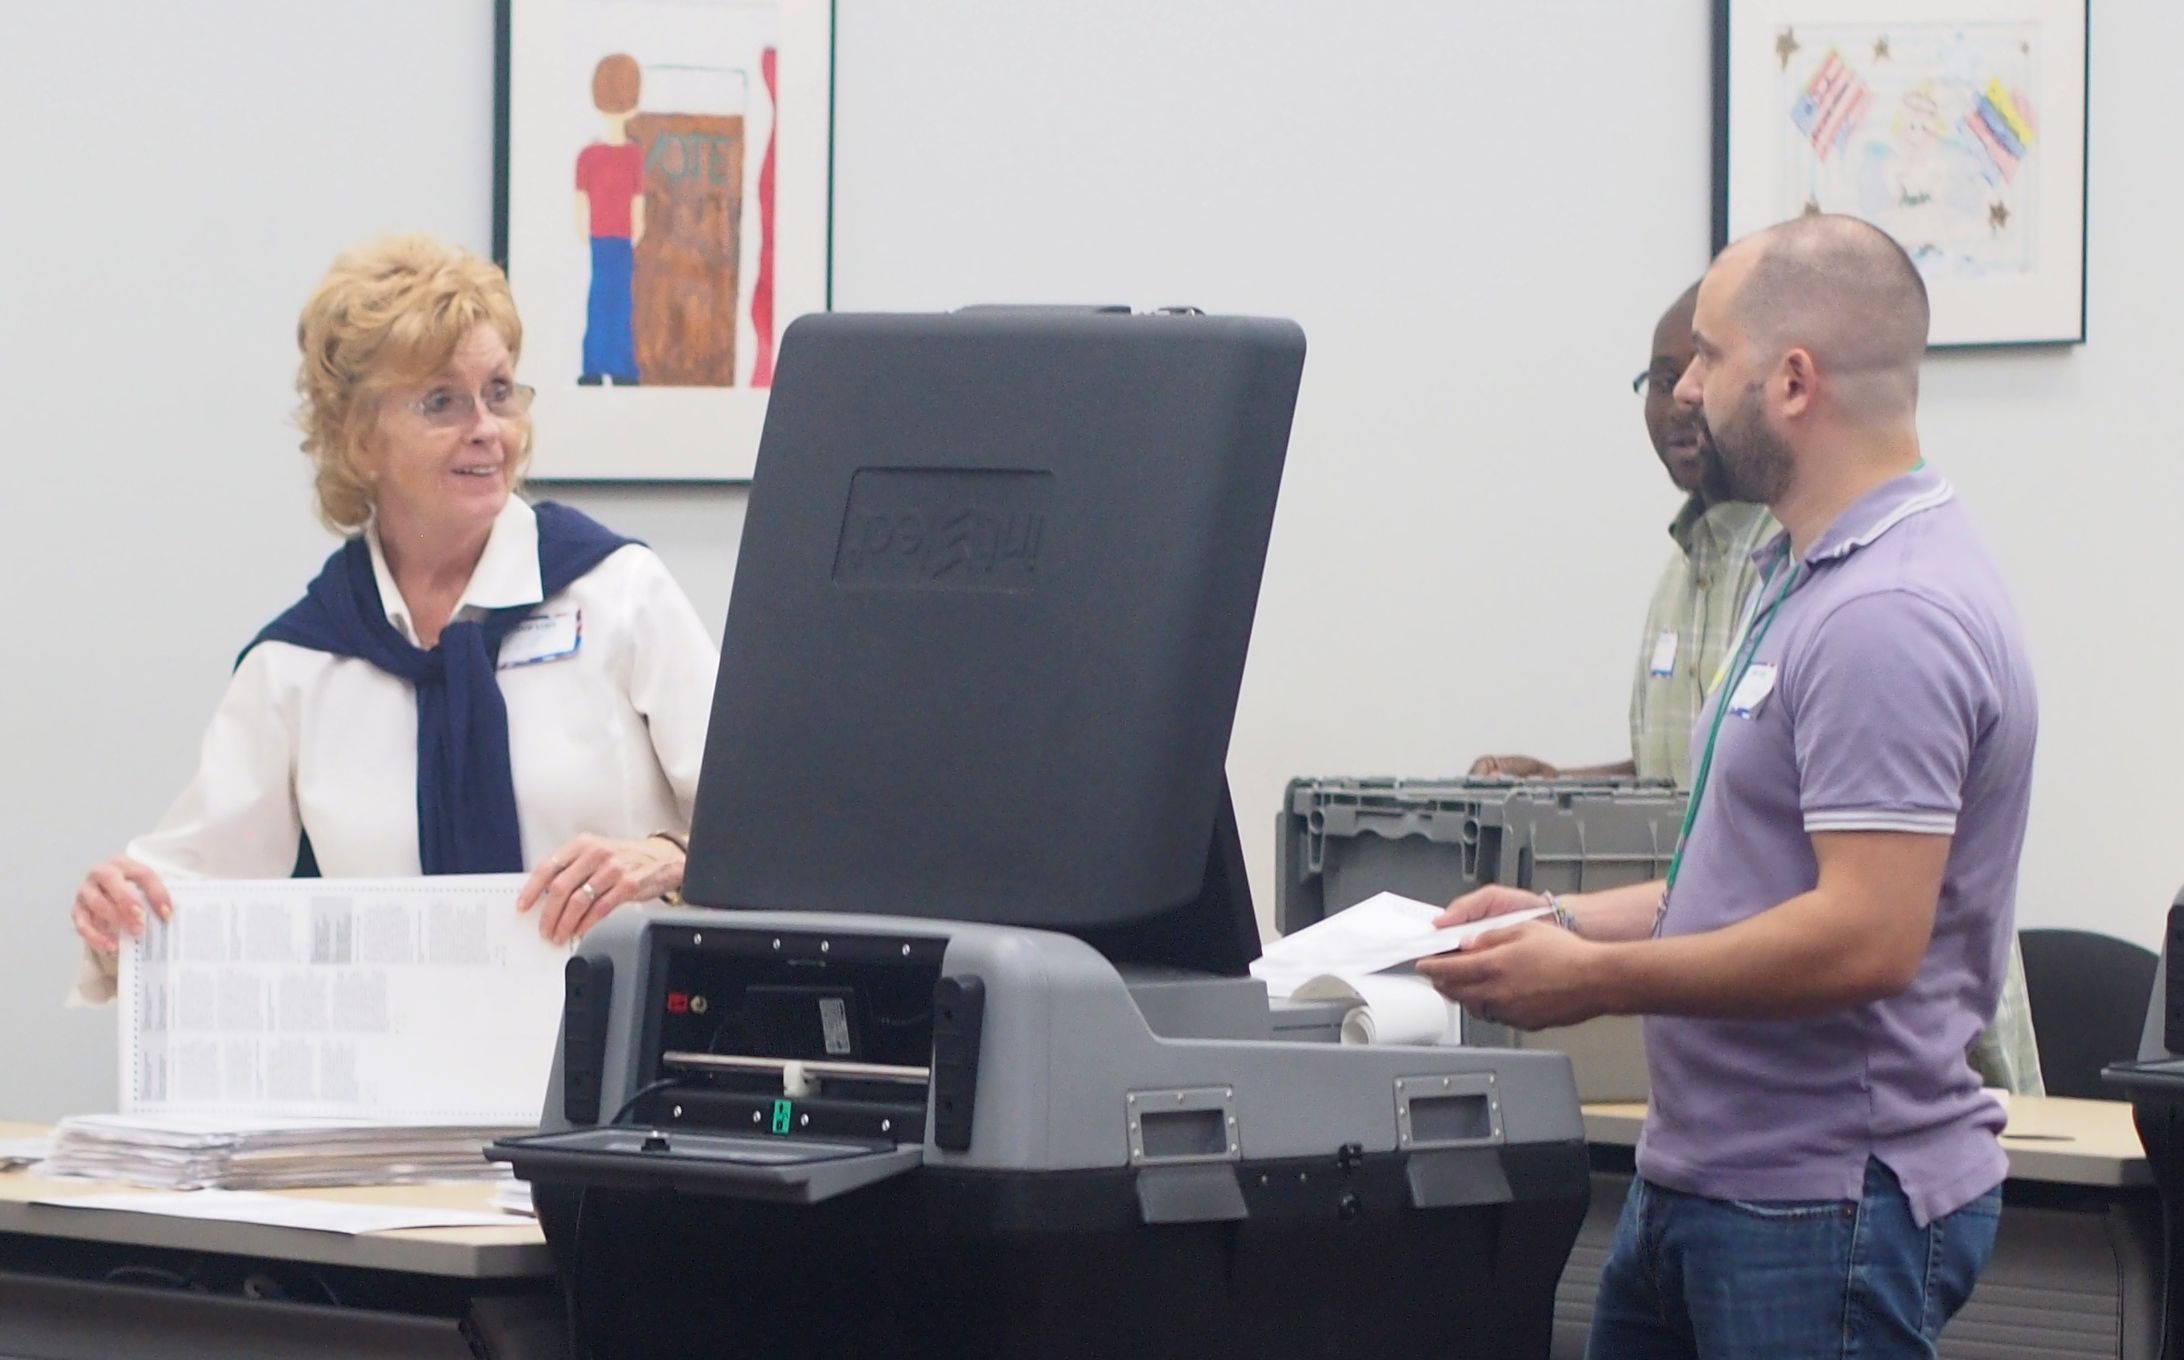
[494, 0, 835, 481]
[1713, 0, 2087, 348]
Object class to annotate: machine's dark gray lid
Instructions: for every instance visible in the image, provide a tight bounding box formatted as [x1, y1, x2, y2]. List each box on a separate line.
[682, 309, 1305, 974]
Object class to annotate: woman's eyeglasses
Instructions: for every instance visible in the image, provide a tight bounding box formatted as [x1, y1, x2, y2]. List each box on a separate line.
[408, 383, 537, 428]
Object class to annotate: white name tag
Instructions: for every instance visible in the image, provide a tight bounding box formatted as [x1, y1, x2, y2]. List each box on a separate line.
[1727, 662, 1778, 719]
[498, 609, 582, 669]
[1648, 630, 1679, 678]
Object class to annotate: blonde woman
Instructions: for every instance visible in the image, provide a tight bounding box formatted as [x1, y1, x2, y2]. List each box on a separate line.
[67, 236, 718, 1002]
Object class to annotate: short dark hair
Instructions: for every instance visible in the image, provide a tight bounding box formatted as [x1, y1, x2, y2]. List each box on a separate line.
[1731, 214, 1930, 413]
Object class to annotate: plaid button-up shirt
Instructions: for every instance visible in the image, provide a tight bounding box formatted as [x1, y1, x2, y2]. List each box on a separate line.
[1628, 497, 1780, 787]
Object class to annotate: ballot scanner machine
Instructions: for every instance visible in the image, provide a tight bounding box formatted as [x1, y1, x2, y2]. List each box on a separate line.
[493, 310, 1589, 1359]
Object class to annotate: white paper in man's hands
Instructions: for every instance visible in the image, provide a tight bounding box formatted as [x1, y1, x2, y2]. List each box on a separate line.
[1252, 892, 1550, 1046]
[1251, 892, 1550, 998]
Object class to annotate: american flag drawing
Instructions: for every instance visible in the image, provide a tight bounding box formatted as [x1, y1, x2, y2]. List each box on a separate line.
[1789, 50, 1872, 161]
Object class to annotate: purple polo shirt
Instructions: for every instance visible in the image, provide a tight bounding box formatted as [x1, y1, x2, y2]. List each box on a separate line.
[1637, 466, 2037, 1227]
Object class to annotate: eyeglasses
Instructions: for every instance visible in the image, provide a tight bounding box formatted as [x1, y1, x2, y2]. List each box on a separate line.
[1632, 365, 1685, 396]
[407, 382, 536, 428]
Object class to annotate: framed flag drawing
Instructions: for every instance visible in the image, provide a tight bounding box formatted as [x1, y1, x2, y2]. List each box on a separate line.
[494, 0, 835, 480]
[1713, 0, 2087, 347]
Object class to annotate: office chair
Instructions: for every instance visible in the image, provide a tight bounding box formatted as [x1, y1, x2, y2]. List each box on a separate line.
[2022, 927, 2160, 1100]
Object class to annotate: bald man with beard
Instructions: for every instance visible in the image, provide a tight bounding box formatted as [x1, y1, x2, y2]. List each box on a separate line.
[1472, 277, 2043, 1099]
[1423, 217, 2036, 1358]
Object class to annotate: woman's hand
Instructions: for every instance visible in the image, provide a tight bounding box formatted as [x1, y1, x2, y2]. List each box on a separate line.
[517, 834, 686, 945]
[72, 856, 173, 954]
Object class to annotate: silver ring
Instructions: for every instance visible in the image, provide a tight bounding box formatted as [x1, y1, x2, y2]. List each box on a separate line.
[579, 882, 598, 900]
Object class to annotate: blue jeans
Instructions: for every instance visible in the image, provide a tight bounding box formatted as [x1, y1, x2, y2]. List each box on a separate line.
[583, 236, 638, 382]
[1585, 1159, 2001, 1359]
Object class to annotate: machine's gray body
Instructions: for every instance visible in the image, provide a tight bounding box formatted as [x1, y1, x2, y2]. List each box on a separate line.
[535, 908, 1582, 1173]
[496, 908, 1591, 1359]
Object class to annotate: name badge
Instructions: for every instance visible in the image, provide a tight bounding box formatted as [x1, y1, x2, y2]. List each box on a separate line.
[1726, 663, 1778, 719]
[498, 609, 582, 669]
[1648, 630, 1679, 678]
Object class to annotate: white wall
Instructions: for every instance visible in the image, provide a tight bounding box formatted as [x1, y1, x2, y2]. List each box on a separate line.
[4, 0, 2173, 1121]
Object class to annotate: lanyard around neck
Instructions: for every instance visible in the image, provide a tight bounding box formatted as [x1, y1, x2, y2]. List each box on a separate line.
[1665, 464, 1933, 894]
[1664, 557, 1801, 892]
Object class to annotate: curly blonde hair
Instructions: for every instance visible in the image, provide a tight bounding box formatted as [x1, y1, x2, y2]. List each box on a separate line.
[295, 236, 531, 534]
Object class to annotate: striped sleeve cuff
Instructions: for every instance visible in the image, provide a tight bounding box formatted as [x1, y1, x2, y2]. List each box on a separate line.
[1803, 809, 1959, 836]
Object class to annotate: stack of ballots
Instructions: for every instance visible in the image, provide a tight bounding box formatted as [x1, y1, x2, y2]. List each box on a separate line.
[38, 1114, 523, 1192]
[1250, 892, 1548, 1045]
[38, 876, 570, 1193]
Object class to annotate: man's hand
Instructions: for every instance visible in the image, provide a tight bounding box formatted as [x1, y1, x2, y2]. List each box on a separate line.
[1469, 755, 1558, 778]
[1435, 883, 1549, 929]
[1414, 922, 1607, 1031]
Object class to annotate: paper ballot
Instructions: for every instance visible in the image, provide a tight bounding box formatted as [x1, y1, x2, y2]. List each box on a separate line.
[119, 876, 569, 1124]
[1251, 892, 1550, 1046]
[1251, 892, 1549, 996]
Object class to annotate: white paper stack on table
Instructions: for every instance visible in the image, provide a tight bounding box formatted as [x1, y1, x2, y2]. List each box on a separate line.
[1250, 892, 1549, 1046]
[37, 876, 567, 1194]
[39, 1115, 525, 1191]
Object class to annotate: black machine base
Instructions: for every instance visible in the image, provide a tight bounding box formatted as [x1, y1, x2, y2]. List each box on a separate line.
[528, 1141, 1588, 1360]
[2105, 1058, 2184, 1360]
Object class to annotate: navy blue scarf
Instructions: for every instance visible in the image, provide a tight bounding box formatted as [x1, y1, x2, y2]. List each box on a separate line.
[245, 501, 637, 875]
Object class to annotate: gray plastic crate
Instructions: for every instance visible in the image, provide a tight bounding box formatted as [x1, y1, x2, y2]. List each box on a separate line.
[1277, 777, 1687, 935]
[1275, 777, 1689, 1101]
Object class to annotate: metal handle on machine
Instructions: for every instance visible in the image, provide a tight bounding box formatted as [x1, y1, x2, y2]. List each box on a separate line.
[1126, 1086, 1241, 1167]
[1394, 1072, 1504, 1150]
[660, 1051, 932, 1086]
[1127, 1086, 1249, 1225]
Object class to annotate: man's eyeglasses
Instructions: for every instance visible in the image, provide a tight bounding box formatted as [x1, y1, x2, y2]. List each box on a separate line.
[408, 382, 536, 428]
[1632, 367, 1682, 396]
